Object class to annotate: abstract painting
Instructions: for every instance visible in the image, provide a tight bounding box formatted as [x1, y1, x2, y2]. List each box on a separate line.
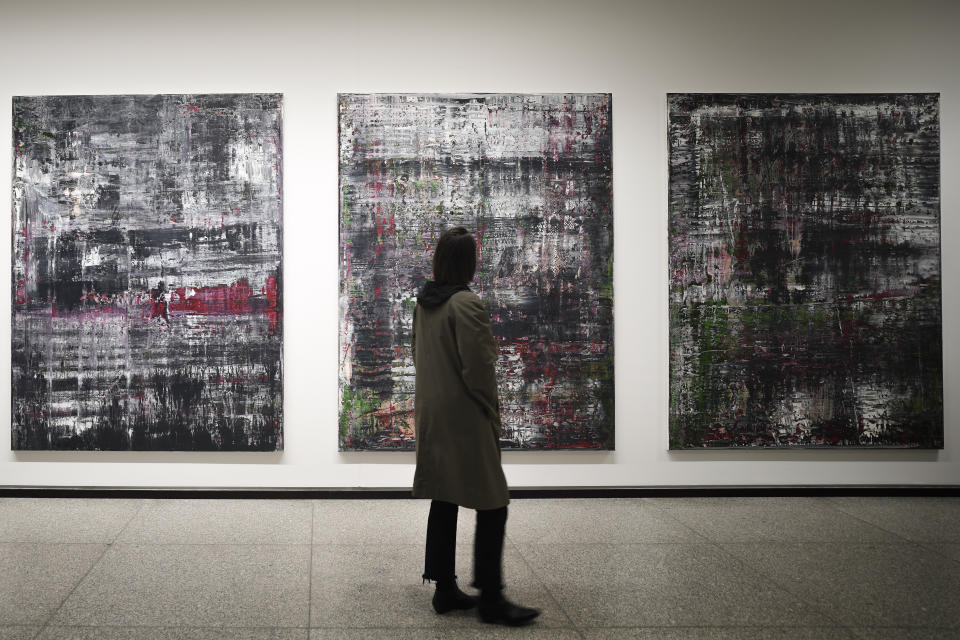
[339, 93, 613, 450]
[669, 93, 941, 448]
[12, 94, 283, 451]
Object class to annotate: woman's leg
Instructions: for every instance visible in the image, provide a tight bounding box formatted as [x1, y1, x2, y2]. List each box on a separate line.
[473, 505, 507, 592]
[424, 499, 476, 613]
[423, 499, 458, 582]
[474, 505, 540, 626]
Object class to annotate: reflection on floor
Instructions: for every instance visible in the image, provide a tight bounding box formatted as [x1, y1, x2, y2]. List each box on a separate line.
[1, 496, 959, 639]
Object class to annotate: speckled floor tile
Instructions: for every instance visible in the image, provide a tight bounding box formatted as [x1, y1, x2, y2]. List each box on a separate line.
[849, 628, 959, 640]
[116, 500, 312, 545]
[314, 500, 445, 545]
[310, 629, 578, 639]
[36, 628, 308, 640]
[5, 497, 956, 637]
[310, 543, 566, 629]
[519, 542, 835, 628]
[0, 543, 107, 625]
[51, 544, 310, 627]
[721, 542, 960, 628]
[582, 628, 856, 639]
[825, 498, 960, 543]
[646, 497, 903, 544]
[919, 543, 960, 564]
[0, 627, 41, 640]
[0, 499, 142, 543]
[507, 498, 706, 544]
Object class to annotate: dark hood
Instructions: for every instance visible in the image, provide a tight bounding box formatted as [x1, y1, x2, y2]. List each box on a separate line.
[416, 281, 470, 309]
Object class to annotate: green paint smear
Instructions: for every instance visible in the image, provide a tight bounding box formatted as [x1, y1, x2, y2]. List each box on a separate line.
[341, 187, 352, 229]
[339, 384, 379, 446]
[588, 355, 616, 447]
[671, 294, 943, 447]
[600, 254, 614, 298]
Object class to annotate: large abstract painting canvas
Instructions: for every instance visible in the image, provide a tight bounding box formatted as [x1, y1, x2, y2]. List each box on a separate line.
[669, 93, 942, 448]
[339, 93, 613, 450]
[12, 94, 283, 451]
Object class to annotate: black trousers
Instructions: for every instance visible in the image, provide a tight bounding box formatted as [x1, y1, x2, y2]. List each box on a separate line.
[423, 499, 507, 592]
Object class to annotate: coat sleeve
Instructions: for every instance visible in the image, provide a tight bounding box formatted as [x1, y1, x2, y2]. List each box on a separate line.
[451, 293, 501, 431]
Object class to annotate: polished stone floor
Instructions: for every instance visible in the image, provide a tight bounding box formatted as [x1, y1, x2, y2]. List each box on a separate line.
[0, 496, 958, 639]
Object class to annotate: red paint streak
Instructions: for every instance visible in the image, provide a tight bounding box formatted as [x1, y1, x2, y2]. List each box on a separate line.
[865, 289, 911, 300]
[80, 290, 113, 304]
[476, 224, 485, 262]
[168, 280, 254, 315]
[840, 289, 914, 303]
[148, 295, 167, 321]
[142, 278, 280, 332]
[15, 279, 27, 305]
[495, 337, 608, 448]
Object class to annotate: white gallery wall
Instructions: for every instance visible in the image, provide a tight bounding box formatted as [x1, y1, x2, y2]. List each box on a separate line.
[0, 0, 957, 488]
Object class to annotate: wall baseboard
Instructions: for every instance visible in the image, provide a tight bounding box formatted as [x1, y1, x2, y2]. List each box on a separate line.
[1, 486, 958, 499]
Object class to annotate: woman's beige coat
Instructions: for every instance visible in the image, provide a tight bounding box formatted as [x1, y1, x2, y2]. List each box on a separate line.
[412, 290, 509, 510]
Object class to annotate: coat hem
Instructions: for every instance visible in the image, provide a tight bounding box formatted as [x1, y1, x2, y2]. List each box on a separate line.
[412, 487, 510, 511]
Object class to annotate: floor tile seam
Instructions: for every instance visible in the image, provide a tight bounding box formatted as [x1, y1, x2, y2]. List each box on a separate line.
[310, 541, 727, 552]
[711, 536, 960, 586]
[11, 539, 928, 548]
[507, 540, 926, 549]
[307, 502, 316, 627]
[915, 543, 960, 566]
[633, 498, 718, 543]
[505, 534, 581, 632]
[312, 623, 955, 633]
[703, 541, 863, 629]
[7, 538, 891, 546]
[20, 623, 954, 633]
[309, 541, 479, 546]
[819, 498, 933, 544]
[98, 541, 316, 547]
[25, 624, 313, 629]
[504, 536, 724, 545]
[546, 624, 893, 629]
[304, 624, 583, 629]
[638, 496, 906, 545]
[35, 540, 114, 633]
[840, 625, 960, 629]
[690, 540, 940, 548]
[0, 540, 129, 546]
[109, 499, 151, 544]
[29, 538, 313, 629]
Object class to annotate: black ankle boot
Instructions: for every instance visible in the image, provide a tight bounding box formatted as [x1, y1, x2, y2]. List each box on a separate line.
[432, 579, 477, 614]
[478, 591, 540, 626]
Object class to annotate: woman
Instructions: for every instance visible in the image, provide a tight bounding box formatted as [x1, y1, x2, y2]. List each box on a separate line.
[412, 226, 540, 626]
